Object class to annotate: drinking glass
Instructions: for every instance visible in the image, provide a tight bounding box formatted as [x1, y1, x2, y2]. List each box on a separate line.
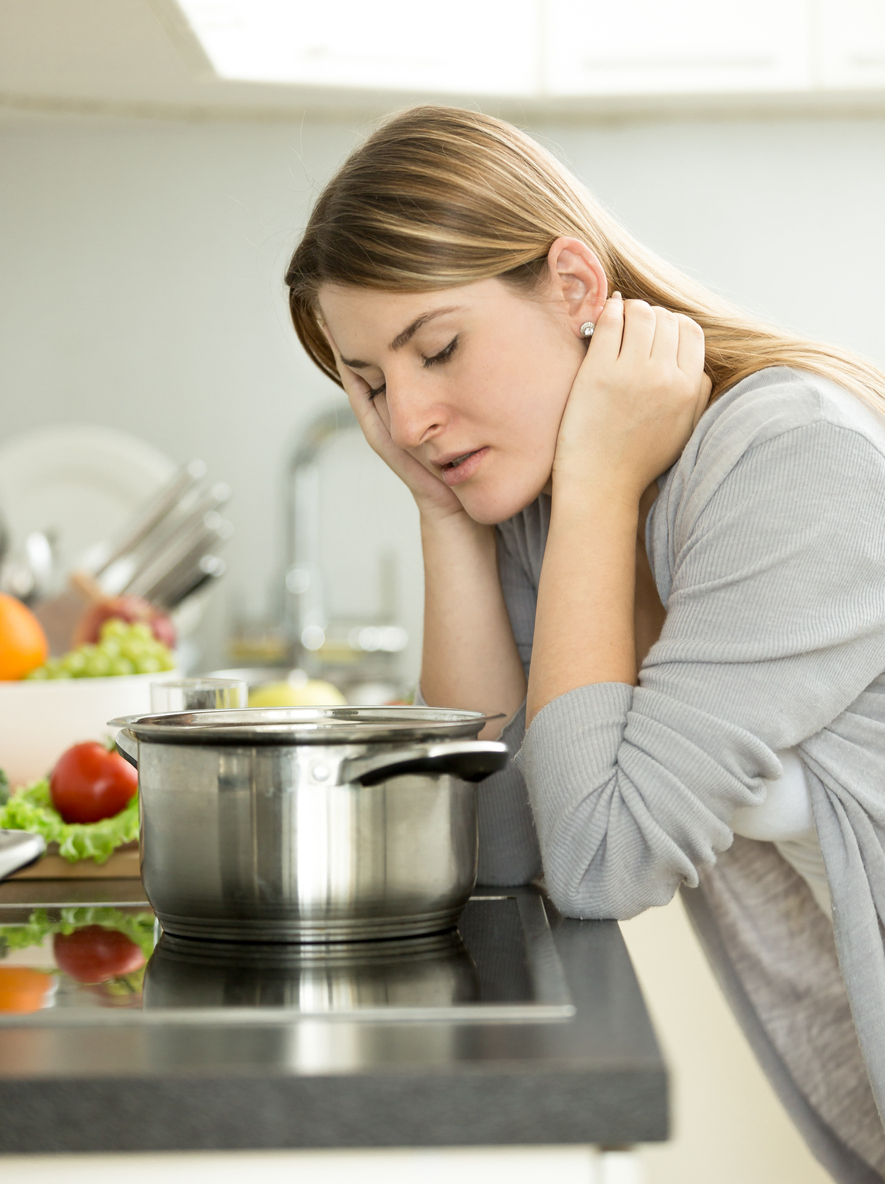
[150, 678, 248, 713]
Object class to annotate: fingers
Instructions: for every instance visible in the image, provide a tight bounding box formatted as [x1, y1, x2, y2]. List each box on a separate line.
[673, 313, 710, 429]
[618, 299, 658, 363]
[648, 306, 679, 364]
[674, 312, 705, 379]
[319, 321, 341, 367]
[589, 298, 707, 394]
[320, 323, 374, 420]
[690, 369, 713, 431]
[586, 292, 625, 362]
[319, 323, 348, 387]
[320, 323, 356, 390]
[594, 297, 680, 364]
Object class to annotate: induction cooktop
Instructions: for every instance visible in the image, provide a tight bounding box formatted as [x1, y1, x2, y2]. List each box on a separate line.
[0, 893, 574, 1027]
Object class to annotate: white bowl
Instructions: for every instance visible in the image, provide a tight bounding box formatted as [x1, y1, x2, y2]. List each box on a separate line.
[0, 671, 180, 788]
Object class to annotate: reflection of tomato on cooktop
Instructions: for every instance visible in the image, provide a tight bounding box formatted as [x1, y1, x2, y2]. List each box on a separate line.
[53, 925, 146, 985]
[0, 908, 155, 1013]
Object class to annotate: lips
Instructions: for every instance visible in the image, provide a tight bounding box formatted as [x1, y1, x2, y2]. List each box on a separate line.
[435, 447, 489, 487]
[442, 451, 476, 470]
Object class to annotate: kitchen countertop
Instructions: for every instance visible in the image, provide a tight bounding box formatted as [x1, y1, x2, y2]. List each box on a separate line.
[0, 877, 667, 1155]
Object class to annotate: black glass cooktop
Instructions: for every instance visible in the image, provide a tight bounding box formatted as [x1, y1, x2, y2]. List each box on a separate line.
[0, 893, 574, 1026]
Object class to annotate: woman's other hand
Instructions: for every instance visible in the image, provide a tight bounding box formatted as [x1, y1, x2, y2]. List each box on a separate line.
[322, 326, 465, 522]
[553, 296, 712, 503]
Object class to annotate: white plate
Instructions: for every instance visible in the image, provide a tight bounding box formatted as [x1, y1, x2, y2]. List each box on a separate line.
[0, 424, 176, 581]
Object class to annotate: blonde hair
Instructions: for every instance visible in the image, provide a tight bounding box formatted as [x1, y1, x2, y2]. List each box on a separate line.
[285, 105, 885, 411]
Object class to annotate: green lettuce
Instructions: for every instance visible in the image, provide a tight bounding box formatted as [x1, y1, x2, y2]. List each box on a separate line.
[0, 906, 156, 961]
[0, 779, 138, 863]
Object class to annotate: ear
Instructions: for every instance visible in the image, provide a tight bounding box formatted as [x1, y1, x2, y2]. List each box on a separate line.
[545, 237, 607, 337]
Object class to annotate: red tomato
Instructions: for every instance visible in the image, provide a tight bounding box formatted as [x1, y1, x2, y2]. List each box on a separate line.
[53, 926, 145, 984]
[49, 741, 138, 824]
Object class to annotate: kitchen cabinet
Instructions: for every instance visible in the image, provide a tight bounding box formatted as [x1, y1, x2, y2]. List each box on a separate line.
[819, 0, 885, 89]
[543, 0, 812, 96]
[178, 0, 539, 95]
[178, 0, 885, 103]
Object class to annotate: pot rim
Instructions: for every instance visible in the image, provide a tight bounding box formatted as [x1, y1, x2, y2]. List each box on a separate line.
[108, 704, 498, 746]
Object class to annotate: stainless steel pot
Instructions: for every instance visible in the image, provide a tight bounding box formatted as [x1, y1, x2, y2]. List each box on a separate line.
[111, 706, 508, 943]
[143, 929, 479, 1012]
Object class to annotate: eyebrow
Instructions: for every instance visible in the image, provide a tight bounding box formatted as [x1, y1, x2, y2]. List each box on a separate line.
[338, 306, 462, 370]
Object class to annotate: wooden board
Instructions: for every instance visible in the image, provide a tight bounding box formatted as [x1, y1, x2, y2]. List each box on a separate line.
[9, 842, 141, 880]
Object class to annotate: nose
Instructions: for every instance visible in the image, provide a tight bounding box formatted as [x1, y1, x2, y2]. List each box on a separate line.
[385, 380, 449, 451]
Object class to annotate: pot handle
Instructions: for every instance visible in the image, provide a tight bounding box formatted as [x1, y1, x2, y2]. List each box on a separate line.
[340, 741, 509, 787]
[115, 728, 139, 770]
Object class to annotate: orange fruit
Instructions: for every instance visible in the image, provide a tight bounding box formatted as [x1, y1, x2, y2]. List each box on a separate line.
[0, 966, 53, 1013]
[0, 592, 49, 679]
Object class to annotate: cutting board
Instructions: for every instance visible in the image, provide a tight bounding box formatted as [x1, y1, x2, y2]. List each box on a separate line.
[9, 842, 141, 880]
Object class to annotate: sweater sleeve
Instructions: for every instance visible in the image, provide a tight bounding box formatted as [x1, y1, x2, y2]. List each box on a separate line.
[516, 421, 885, 920]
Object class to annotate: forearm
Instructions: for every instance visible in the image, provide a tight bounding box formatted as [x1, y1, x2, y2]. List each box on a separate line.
[521, 293, 709, 729]
[526, 485, 639, 727]
[420, 512, 527, 738]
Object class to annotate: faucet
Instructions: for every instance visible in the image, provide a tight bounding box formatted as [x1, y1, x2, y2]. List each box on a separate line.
[283, 404, 408, 682]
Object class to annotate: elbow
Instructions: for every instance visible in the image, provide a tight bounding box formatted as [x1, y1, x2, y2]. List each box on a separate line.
[536, 793, 712, 921]
[541, 857, 688, 922]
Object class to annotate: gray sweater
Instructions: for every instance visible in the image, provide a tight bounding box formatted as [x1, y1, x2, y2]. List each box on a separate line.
[478, 367, 885, 1182]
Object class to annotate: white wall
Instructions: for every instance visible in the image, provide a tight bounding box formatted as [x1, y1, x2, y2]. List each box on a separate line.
[543, 115, 885, 357]
[2, 109, 884, 673]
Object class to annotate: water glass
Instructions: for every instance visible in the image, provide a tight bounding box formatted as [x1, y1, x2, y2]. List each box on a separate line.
[150, 678, 248, 713]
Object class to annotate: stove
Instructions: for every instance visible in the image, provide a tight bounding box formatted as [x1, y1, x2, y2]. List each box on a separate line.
[0, 892, 574, 1027]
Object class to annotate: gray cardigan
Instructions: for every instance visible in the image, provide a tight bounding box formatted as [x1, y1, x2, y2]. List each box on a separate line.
[477, 368, 885, 1182]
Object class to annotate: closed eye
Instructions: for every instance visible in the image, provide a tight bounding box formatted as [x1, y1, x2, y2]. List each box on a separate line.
[423, 336, 459, 369]
[366, 335, 459, 402]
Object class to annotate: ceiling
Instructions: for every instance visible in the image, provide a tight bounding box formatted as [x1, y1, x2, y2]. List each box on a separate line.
[3, 0, 885, 125]
[0, 0, 427, 122]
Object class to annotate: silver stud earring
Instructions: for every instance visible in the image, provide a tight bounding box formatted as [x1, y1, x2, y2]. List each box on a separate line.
[580, 321, 595, 339]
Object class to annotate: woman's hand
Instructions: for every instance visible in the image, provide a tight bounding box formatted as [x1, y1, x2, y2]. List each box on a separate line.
[322, 327, 465, 523]
[530, 297, 709, 718]
[317, 327, 525, 735]
[553, 296, 712, 504]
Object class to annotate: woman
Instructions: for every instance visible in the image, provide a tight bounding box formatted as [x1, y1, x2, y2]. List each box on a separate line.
[286, 105, 885, 1181]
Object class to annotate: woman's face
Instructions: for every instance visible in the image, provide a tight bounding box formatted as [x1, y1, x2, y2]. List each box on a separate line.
[318, 277, 587, 524]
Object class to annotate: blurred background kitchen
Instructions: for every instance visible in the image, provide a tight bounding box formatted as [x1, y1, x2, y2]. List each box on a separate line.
[2, 2, 884, 1180]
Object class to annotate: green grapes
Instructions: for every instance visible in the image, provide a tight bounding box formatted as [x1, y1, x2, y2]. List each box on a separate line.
[25, 619, 176, 680]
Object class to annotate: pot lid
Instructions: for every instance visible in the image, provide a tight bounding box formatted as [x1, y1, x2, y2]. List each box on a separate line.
[108, 705, 495, 745]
